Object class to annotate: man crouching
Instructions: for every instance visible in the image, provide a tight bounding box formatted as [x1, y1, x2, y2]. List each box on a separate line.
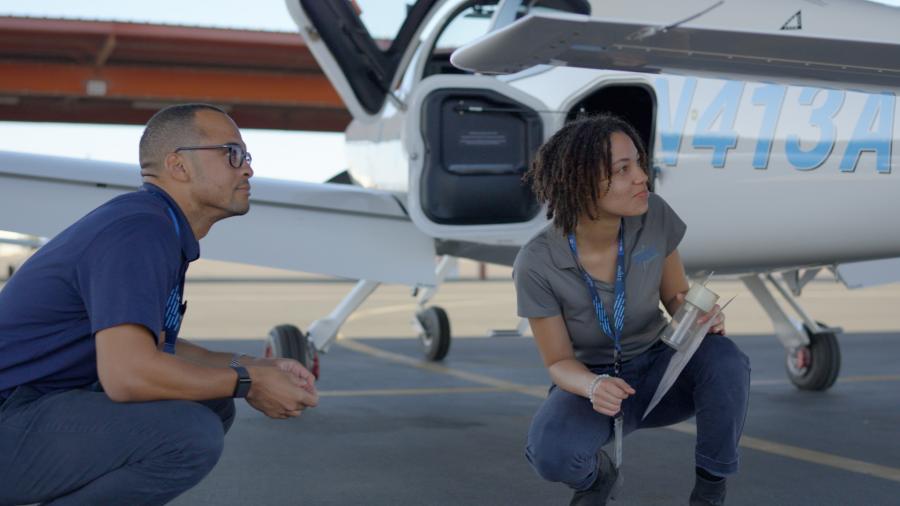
[0, 103, 318, 505]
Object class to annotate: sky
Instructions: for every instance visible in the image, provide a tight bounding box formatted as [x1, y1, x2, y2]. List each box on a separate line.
[0, 0, 898, 182]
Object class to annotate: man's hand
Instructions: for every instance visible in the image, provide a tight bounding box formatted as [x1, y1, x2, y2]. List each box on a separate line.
[247, 357, 318, 398]
[589, 377, 636, 417]
[273, 358, 318, 398]
[244, 365, 319, 419]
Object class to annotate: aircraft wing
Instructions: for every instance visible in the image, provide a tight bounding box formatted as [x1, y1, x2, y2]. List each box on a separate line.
[0, 151, 437, 286]
[451, 8, 900, 88]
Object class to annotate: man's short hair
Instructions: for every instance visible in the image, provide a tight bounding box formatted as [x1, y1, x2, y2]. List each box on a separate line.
[139, 103, 227, 172]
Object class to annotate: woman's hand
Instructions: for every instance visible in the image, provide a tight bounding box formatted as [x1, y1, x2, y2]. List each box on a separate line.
[673, 292, 726, 335]
[699, 305, 725, 335]
[589, 376, 636, 416]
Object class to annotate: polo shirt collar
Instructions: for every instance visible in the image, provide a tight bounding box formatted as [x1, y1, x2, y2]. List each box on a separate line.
[141, 183, 200, 262]
[546, 214, 645, 271]
[546, 225, 578, 270]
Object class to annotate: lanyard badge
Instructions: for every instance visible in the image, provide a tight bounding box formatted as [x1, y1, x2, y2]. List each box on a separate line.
[568, 220, 627, 470]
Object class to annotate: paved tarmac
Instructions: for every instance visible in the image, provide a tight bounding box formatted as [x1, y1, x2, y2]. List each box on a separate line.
[169, 318, 899, 504]
[7, 259, 897, 505]
[163, 264, 899, 505]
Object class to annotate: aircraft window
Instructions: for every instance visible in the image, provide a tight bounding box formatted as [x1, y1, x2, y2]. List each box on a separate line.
[433, 4, 496, 51]
[424, 1, 499, 77]
[423, 0, 589, 78]
[526, 0, 590, 17]
[354, 0, 416, 42]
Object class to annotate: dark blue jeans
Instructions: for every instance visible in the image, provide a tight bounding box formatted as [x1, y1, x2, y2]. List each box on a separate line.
[526, 335, 751, 491]
[0, 385, 235, 506]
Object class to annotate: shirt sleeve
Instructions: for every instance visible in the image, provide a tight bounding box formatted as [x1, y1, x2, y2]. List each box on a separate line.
[512, 246, 562, 318]
[76, 214, 180, 339]
[654, 194, 687, 256]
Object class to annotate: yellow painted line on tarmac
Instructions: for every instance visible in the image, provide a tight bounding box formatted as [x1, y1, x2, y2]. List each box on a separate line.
[345, 304, 416, 322]
[337, 338, 546, 398]
[337, 338, 900, 485]
[841, 374, 900, 384]
[319, 386, 522, 397]
[346, 299, 508, 323]
[751, 374, 900, 386]
[668, 423, 900, 484]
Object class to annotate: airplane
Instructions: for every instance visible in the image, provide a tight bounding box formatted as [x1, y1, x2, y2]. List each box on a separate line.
[1, 0, 898, 390]
[0, 232, 42, 279]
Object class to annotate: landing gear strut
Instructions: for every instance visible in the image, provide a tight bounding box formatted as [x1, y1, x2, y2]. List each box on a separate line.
[411, 256, 457, 361]
[742, 271, 842, 391]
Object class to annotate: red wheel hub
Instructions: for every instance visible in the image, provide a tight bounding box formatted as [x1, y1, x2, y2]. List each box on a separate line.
[794, 347, 811, 371]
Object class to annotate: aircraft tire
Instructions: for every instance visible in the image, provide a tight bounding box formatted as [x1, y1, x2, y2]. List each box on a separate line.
[265, 324, 320, 378]
[785, 324, 841, 391]
[417, 306, 451, 361]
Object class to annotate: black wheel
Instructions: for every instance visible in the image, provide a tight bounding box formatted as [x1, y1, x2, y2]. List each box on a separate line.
[265, 324, 319, 378]
[417, 306, 451, 361]
[785, 323, 840, 391]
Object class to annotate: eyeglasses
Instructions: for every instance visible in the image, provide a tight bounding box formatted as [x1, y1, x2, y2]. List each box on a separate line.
[174, 143, 252, 169]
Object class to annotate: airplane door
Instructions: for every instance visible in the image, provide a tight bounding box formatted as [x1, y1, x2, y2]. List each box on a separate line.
[285, 0, 442, 122]
[405, 75, 558, 247]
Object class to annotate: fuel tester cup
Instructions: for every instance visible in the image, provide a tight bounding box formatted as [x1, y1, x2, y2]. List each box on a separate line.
[661, 282, 720, 351]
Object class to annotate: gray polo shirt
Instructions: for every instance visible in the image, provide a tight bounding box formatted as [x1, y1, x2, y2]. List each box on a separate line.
[513, 193, 686, 365]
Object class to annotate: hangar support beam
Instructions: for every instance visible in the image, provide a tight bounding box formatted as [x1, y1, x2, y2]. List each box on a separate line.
[0, 16, 354, 131]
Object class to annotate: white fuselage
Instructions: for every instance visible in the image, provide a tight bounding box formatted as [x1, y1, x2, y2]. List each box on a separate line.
[345, 65, 899, 273]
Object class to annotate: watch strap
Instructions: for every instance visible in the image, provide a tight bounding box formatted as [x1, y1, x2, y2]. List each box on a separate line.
[231, 365, 251, 398]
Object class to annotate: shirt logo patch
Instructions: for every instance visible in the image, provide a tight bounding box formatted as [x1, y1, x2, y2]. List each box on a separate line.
[163, 286, 184, 353]
[633, 246, 660, 265]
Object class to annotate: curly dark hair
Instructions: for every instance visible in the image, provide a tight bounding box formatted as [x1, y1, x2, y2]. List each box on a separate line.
[523, 114, 649, 235]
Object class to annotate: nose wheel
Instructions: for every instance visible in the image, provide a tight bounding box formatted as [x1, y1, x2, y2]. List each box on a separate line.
[265, 324, 320, 379]
[416, 306, 451, 361]
[785, 323, 840, 391]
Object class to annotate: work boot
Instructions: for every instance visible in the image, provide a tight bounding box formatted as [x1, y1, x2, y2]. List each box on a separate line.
[570, 449, 619, 506]
[689, 473, 726, 506]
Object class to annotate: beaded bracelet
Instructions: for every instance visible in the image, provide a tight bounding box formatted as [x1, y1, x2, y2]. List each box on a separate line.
[587, 373, 610, 399]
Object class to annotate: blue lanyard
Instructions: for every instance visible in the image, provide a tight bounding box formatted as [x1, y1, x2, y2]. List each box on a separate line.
[567, 221, 626, 374]
[150, 190, 186, 354]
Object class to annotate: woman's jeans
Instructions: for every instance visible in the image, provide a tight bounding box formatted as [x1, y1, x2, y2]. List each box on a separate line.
[526, 335, 751, 491]
[0, 385, 235, 506]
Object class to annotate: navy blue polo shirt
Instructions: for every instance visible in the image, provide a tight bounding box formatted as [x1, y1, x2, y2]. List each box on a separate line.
[0, 183, 199, 401]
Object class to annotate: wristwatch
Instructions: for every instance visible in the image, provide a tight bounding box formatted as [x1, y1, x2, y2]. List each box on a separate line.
[229, 353, 248, 367]
[231, 365, 251, 398]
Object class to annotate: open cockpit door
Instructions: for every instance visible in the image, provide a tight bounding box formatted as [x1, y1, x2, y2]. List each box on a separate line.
[285, 0, 442, 121]
[405, 75, 556, 255]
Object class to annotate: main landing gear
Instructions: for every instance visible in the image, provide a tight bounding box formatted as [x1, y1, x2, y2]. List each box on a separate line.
[785, 323, 841, 391]
[415, 306, 451, 361]
[265, 324, 320, 378]
[263, 256, 460, 377]
[742, 270, 842, 391]
[411, 256, 456, 361]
